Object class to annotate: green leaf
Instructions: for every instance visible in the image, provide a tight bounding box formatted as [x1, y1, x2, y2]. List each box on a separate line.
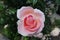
[0, 2, 4, 11]
[32, 0, 37, 6]
[23, 36, 29, 40]
[0, 18, 4, 24]
[14, 36, 20, 40]
[7, 8, 16, 14]
[55, 19, 60, 28]
[56, 0, 60, 5]
[27, 0, 37, 6]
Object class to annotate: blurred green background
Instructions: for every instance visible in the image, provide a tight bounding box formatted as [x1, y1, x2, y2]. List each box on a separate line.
[0, 0, 60, 40]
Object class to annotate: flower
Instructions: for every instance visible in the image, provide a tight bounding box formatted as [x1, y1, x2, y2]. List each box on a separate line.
[17, 6, 45, 37]
[50, 27, 60, 36]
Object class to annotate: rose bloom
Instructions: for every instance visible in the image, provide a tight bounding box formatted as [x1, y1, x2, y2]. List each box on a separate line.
[17, 6, 45, 38]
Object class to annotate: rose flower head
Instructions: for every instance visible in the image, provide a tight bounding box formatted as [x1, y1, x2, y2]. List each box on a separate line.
[17, 6, 45, 38]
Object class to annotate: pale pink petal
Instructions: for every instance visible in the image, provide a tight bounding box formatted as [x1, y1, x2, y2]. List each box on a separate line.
[34, 9, 45, 22]
[17, 6, 34, 19]
[17, 20, 36, 36]
[37, 22, 44, 33]
[17, 9, 21, 19]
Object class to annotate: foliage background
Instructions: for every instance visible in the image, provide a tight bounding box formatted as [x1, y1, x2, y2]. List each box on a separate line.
[0, 0, 60, 40]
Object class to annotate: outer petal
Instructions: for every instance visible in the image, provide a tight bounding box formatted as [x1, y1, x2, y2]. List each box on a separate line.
[34, 9, 45, 22]
[37, 22, 44, 33]
[17, 6, 34, 19]
[17, 20, 36, 36]
[33, 22, 44, 38]
[17, 9, 21, 19]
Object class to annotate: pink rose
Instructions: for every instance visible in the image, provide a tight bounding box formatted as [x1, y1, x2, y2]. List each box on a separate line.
[17, 6, 45, 37]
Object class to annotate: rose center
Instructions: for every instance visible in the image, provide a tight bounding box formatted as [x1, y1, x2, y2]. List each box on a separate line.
[24, 15, 37, 29]
[26, 15, 34, 25]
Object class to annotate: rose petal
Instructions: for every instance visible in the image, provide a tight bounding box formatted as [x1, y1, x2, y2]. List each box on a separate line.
[34, 9, 45, 22]
[17, 6, 34, 19]
[17, 20, 36, 36]
[37, 22, 44, 33]
[17, 9, 21, 19]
